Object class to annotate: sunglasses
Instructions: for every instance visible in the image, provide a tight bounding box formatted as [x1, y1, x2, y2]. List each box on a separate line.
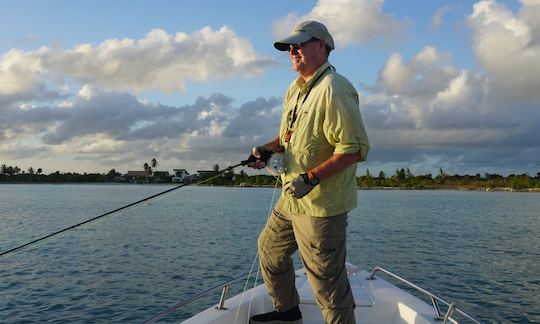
[289, 38, 319, 52]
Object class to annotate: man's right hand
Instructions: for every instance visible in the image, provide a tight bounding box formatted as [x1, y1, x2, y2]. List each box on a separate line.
[247, 146, 273, 169]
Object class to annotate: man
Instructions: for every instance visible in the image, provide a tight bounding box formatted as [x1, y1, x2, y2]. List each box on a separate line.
[248, 21, 369, 324]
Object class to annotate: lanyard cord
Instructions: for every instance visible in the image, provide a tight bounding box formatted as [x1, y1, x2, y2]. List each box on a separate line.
[287, 66, 332, 132]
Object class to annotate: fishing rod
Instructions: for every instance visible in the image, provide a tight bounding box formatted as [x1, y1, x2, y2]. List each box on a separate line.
[0, 153, 268, 258]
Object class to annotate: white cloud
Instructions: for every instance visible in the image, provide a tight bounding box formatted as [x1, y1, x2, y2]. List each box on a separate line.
[0, 49, 43, 95]
[376, 46, 457, 99]
[2, 0, 539, 176]
[355, 0, 540, 175]
[431, 5, 453, 31]
[469, 0, 540, 101]
[273, 0, 407, 47]
[0, 88, 282, 173]
[0, 27, 275, 95]
[361, 40, 539, 174]
[77, 84, 95, 100]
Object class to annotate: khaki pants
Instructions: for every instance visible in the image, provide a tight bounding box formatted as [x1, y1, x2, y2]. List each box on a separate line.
[257, 204, 355, 324]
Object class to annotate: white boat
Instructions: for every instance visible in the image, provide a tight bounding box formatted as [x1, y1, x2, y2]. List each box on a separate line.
[142, 263, 481, 324]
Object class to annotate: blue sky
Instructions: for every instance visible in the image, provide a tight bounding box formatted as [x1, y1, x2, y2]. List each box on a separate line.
[1, 0, 538, 176]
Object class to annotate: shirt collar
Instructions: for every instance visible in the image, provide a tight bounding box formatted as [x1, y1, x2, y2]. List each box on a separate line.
[295, 62, 331, 90]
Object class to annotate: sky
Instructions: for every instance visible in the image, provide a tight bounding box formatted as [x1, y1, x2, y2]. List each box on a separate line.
[1, 0, 539, 176]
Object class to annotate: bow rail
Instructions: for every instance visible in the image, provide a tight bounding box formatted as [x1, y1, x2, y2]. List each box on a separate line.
[142, 266, 483, 323]
[367, 267, 482, 323]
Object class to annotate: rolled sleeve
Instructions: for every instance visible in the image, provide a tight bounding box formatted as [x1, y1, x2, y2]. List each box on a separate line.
[323, 92, 369, 157]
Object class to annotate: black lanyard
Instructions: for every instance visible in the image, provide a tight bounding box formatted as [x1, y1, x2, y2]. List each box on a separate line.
[285, 66, 331, 141]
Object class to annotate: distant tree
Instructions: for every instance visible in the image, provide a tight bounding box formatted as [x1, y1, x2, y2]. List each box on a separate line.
[485, 173, 502, 180]
[37, 168, 42, 175]
[435, 168, 449, 184]
[405, 168, 413, 179]
[28, 167, 35, 175]
[2, 165, 16, 176]
[511, 174, 532, 190]
[438, 168, 447, 178]
[151, 158, 158, 169]
[395, 168, 406, 180]
[106, 169, 121, 180]
[213, 164, 220, 173]
[237, 170, 248, 184]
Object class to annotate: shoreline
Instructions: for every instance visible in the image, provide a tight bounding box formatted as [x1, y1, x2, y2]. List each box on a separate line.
[1, 182, 539, 192]
[358, 186, 540, 192]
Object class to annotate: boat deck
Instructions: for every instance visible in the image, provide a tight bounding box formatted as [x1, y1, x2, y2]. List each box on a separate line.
[180, 265, 452, 324]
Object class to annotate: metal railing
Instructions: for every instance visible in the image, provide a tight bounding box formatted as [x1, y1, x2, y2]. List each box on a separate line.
[141, 273, 249, 323]
[142, 267, 483, 324]
[367, 267, 482, 323]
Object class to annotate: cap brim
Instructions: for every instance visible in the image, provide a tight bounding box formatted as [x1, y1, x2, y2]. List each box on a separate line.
[273, 31, 312, 51]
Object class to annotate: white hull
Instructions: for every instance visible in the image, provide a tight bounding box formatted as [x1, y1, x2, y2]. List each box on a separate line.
[181, 264, 452, 324]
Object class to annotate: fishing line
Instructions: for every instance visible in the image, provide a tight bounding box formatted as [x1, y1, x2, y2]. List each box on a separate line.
[235, 176, 282, 324]
[246, 178, 282, 323]
[0, 157, 258, 258]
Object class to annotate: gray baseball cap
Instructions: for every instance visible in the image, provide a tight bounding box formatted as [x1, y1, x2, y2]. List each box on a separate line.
[274, 20, 335, 52]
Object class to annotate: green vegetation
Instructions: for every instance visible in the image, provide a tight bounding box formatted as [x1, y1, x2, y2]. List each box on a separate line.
[0, 164, 122, 183]
[1, 163, 539, 191]
[357, 168, 540, 191]
[195, 166, 277, 187]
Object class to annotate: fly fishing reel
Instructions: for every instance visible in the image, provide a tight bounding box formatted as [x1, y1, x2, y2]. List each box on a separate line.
[266, 152, 286, 176]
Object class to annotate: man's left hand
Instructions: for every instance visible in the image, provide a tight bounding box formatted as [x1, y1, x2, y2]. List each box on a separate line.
[283, 173, 319, 198]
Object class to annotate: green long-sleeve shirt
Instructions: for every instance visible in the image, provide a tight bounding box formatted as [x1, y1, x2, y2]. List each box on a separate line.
[278, 62, 370, 217]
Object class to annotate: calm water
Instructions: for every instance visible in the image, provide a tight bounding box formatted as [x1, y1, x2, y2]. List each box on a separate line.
[0, 184, 538, 323]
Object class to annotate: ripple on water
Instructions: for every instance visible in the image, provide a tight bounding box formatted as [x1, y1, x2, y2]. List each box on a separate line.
[0, 186, 539, 323]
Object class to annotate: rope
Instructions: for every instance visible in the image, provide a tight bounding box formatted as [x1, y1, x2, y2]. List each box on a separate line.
[0, 163, 245, 258]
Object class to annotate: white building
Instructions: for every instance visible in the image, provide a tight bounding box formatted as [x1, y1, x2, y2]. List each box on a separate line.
[172, 169, 190, 183]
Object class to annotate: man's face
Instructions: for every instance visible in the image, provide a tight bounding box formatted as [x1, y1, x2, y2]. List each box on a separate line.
[289, 38, 325, 78]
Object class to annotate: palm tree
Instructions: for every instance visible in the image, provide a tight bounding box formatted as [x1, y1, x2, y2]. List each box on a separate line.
[143, 162, 151, 173]
[142, 163, 152, 183]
